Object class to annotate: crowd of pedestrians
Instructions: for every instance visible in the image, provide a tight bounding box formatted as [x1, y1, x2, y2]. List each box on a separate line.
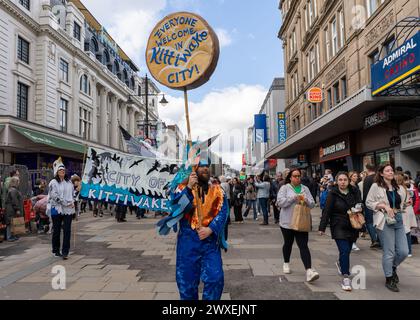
[214, 164, 420, 293]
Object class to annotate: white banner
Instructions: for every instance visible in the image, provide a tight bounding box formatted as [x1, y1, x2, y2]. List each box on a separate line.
[80, 147, 181, 212]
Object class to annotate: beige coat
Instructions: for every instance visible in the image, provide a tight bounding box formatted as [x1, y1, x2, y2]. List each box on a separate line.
[366, 183, 405, 231]
[400, 187, 418, 233]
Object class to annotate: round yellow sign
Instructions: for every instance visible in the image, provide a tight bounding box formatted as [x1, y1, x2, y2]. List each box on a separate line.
[146, 12, 220, 90]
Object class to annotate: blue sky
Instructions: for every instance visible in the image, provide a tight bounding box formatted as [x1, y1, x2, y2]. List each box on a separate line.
[158, 0, 285, 101]
[84, 0, 284, 169]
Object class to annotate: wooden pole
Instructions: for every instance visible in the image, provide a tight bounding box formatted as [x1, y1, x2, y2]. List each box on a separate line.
[184, 87, 203, 229]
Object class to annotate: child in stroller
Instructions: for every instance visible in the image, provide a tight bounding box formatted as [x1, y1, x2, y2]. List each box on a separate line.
[31, 195, 50, 234]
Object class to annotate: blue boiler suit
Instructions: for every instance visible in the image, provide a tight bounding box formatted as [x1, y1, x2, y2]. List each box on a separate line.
[172, 186, 229, 300]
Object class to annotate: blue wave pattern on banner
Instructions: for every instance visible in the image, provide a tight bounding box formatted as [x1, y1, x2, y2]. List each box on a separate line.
[80, 182, 172, 212]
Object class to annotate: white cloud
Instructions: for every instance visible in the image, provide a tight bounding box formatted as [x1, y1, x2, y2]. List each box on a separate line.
[215, 28, 233, 48]
[159, 85, 267, 170]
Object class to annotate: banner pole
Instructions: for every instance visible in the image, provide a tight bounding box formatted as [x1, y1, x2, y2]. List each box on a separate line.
[74, 143, 88, 250]
[184, 87, 203, 229]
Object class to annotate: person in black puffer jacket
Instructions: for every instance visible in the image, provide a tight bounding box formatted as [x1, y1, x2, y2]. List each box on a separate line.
[319, 172, 363, 292]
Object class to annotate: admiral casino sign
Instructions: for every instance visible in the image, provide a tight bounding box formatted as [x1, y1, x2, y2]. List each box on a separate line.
[371, 31, 420, 96]
[146, 12, 220, 90]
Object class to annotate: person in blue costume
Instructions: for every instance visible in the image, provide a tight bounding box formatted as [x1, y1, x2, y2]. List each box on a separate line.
[157, 156, 229, 300]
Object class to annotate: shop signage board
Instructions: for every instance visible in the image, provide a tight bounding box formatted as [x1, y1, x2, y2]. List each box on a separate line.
[364, 109, 389, 129]
[254, 114, 267, 143]
[306, 87, 323, 103]
[371, 31, 420, 96]
[277, 112, 287, 144]
[146, 12, 219, 90]
[401, 129, 420, 151]
[319, 135, 351, 163]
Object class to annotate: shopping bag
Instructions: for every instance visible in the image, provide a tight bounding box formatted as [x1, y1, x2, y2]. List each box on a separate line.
[11, 217, 26, 235]
[290, 203, 311, 232]
[347, 211, 366, 230]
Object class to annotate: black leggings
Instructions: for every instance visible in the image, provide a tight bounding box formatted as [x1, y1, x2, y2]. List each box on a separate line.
[280, 227, 312, 270]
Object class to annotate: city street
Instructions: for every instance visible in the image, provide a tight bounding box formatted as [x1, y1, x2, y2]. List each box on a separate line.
[1, 207, 419, 300]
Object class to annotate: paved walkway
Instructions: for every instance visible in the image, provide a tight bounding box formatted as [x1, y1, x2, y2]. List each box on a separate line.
[0, 207, 419, 300]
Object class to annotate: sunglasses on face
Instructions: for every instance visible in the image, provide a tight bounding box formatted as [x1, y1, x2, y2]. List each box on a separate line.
[292, 175, 301, 178]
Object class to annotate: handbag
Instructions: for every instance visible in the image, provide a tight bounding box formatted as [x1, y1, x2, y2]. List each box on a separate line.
[291, 203, 311, 232]
[385, 190, 399, 225]
[347, 209, 366, 230]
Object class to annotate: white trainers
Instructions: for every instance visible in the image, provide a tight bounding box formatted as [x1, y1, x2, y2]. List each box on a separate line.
[283, 263, 291, 274]
[352, 243, 360, 251]
[341, 277, 352, 291]
[408, 254, 413, 258]
[306, 269, 320, 282]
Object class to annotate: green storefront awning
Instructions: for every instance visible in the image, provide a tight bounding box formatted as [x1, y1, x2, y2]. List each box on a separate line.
[12, 125, 85, 154]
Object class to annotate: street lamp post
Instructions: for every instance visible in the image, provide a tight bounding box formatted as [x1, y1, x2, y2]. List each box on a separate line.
[127, 74, 168, 140]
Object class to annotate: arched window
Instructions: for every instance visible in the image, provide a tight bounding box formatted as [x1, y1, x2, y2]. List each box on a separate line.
[103, 50, 113, 71]
[80, 74, 90, 95]
[114, 60, 121, 79]
[123, 69, 129, 86]
[89, 37, 98, 54]
[130, 76, 135, 90]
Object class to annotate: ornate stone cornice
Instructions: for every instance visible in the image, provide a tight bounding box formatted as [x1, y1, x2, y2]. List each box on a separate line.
[0, 0, 41, 32]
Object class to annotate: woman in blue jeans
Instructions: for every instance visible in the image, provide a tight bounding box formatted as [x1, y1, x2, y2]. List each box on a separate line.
[366, 164, 409, 292]
[255, 175, 271, 225]
[319, 172, 363, 292]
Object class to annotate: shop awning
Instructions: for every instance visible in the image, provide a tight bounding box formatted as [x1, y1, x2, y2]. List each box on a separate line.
[11, 126, 85, 154]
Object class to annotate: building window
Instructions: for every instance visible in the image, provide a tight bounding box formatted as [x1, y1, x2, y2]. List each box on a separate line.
[295, 116, 301, 132]
[59, 98, 68, 132]
[19, 0, 30, 10]
[316, 41, 320, 72]
[73, 22, 81, 41]
[307, 44, 318, 82]
[327, 89, 332, 109]
[333, 82, 340, 105]
[79, 106, 92, 140]
[80, 75, 90, 95]
[366, 0, 385, 18]
[341, 77, 347, 100]
[17, 82, 29, 120]
[289, 29, 296, 58]
[319, 100, 324, 116]
[384, 36, 396, 56]
[309, 103, 317, 122]
[324, 27, 330, 62]
[17, 36, 30, 64]
[59, 58, 69, 82]
[339, 9, 345, 49]
[89, 37, 98, 54]
[331, 18, 338, 56]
